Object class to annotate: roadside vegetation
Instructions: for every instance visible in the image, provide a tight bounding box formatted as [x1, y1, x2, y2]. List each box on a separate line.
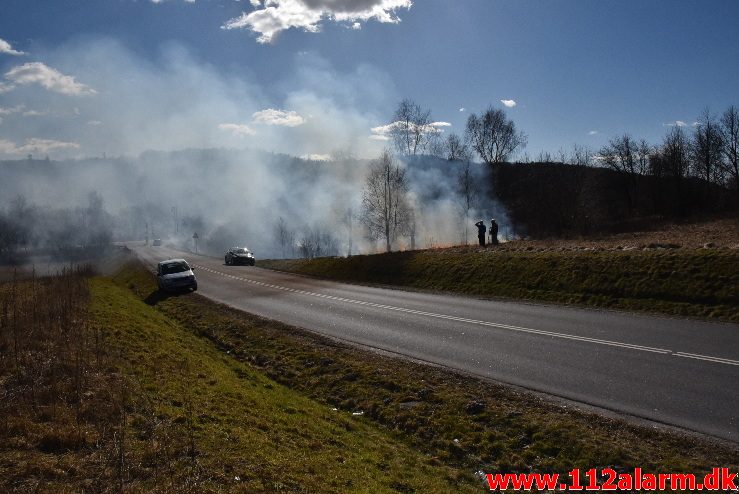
[115, 260, 738, 480]
[0, 265, 478, 492]
[3, 259, 737, 492]
[259, 240, 739, 323]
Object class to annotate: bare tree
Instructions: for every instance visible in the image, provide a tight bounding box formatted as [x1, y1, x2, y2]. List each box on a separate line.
[390, 99, 434, 156]
[536, 150, 553, 163]
[720, 105, 739, 197]
[442, 133, 471, 161]
[662, 127, 690, 180]
[635, 139, 652, 176]
[456, 161, 478, 244]
[298, 230, 316, 259]
[599, 134, 640, 213]
[274, 216, 289, 258]
[690, 109, 724, 187]
[342, 207, 354, 257]
[405, 207, 418, 250]
[361, 150, 410, 252]
[655, 126, 690, 215]
[465, 106, 527, 165]
[569, 144, 594, 167]
[599, 134, 637, 175]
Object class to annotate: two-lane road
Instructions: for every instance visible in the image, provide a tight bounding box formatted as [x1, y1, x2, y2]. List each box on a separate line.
[133, 244, 739, 442]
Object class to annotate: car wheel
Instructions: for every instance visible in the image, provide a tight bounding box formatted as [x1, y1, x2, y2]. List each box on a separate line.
[225, 257, 230, 265]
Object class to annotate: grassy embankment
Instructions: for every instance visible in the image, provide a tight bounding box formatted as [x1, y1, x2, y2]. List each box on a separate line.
[0, 266, 479, 492]
[114, 262, 738, 477]
[259, 247, 739, 322]
[2, 259, 737, 492]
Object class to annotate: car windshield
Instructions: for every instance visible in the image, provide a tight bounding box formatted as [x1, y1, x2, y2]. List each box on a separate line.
[161, 262, 189, 275]
[235, 248, 249, 254]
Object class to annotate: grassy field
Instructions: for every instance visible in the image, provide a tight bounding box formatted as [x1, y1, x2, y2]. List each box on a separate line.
[259, 247, 739, 322]
[3, 259, 737, 492]
[114, 261, 738, 479]
[1, 267, 480, 492]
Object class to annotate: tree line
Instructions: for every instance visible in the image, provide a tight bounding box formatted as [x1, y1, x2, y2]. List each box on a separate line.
[0, 192, 113, 262]
[373, 100, 738, 241]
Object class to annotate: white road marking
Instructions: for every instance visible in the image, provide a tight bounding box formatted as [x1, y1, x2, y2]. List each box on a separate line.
[674, 352, 739, 367]
[194, 264, 739, 368]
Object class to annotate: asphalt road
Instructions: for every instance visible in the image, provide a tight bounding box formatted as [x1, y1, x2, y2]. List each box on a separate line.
[133, 244, 739, 442]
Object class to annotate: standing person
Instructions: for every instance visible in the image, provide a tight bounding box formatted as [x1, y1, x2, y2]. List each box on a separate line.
[475, 220, 486, 247]
[489, 218, 499, 245]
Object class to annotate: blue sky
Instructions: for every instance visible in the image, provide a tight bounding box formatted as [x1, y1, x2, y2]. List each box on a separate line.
[1, 0, 738, 160]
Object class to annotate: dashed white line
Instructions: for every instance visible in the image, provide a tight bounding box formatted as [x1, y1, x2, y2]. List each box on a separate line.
[194, 265, 739, 368]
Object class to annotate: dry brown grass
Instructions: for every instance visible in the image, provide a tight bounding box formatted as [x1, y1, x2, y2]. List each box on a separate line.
[0, 267, 131, 493]
[490, 216, 739, 252]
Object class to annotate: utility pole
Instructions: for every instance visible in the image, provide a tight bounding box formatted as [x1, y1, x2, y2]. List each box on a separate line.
[145, 222, 149, 245]
[193, 232, 199, 254]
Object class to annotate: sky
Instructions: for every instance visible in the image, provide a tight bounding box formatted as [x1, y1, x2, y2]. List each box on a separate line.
[1, 0, 738, 161]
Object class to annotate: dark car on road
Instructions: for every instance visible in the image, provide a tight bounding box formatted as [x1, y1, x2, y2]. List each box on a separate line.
[157, 259, 197, 292]
[225, 247, 255, 266]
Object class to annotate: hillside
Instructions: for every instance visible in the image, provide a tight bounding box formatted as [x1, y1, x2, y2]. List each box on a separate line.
[259, 219, 739, 322]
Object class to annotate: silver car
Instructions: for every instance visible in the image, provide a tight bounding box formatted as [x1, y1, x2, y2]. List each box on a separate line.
[157, 259, 197, 292]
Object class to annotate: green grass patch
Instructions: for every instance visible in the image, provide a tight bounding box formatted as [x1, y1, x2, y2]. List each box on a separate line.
[88, 273, 479, 492]
[258, 248, 739, 322]
[114, 260, 739, 485]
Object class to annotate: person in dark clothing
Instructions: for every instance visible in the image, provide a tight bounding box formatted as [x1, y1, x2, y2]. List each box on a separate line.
[475, 220, 486, 246]
[489, 218, 499, 245]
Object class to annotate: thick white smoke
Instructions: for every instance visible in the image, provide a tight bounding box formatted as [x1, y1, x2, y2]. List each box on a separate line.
[0, 37, 512, 259]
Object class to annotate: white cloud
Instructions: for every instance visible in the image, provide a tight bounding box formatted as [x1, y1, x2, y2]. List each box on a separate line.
[87, 120, 103, 126]
[0, 82, 15, 94]
[0, 105, 24, 116]
[301, 153, 331, 161]
[218, 122, 257, 136]
[350, 22, 362, 30]
[664, 120, 687, 127]
[222, 0, 412, 43]
[588, 130, 598, 135]
[0, 38, 25, 56]
[370, 119, 449, 140]
[0, 137, 80, 155]
[4, 62, 96, 96]
[370, 121, 400, 137]
[458, 107, 465, 112]
[250, 0, 262, 6]
[22, 109, 47, 117]
[500, 99, 517, 108]
[252, 108, 305, 127]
